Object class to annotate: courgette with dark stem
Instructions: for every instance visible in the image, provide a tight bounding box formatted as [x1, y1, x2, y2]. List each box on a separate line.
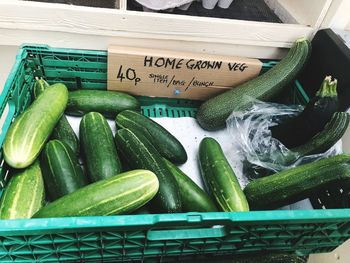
[271, 76, 339, 148]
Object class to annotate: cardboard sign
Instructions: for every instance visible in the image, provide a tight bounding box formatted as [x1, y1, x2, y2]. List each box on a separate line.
[108, 46, 262, 100]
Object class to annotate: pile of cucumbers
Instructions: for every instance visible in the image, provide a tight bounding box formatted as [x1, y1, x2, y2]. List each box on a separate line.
[0, 79, 251, 219]
[1, 38, 350, 219]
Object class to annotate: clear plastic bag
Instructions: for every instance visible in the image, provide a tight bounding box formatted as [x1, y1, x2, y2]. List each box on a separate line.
[226, 99, 342, 180]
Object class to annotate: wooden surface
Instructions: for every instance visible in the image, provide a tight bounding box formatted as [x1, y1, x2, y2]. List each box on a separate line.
[108, 45, 262, 99]
[0, 1, 314, 59]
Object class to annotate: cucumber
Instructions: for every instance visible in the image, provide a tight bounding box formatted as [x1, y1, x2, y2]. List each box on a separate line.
[50, 116, 80, 156]
[116, 110, 187, 164]
[292, 112, 350, 156]
[40, 140, 88, 201]
[163, 158, 217, 212]
[197, 38, 311, 130]
[199, 137, 249, 212]
[80, 112, 122, 182]
[66, 90, 140, 118]
[244, 154, 350, 210]
[133, 205, 151, 215]
[33, 78, 50, 98]
[115, 128, 182, 213]
[33, 80, 80, 155]
[3, 83, 68, 168]
[0, 161, 44, 219]
[33, 170, 159, 218]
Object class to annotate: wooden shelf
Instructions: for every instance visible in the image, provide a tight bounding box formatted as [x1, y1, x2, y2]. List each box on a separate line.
[0, 0, 348, 59]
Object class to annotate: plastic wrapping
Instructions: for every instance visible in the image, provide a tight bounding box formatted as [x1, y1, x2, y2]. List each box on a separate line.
[226, 99, 342, 180]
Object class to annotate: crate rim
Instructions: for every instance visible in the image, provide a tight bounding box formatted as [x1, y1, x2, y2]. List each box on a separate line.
[0, 44, 348, 260]
[0, 44, 347, 225]
[1, 209, 350, 236]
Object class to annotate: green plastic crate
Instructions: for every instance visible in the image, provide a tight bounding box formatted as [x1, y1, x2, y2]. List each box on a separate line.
[0, 45, 349, 263]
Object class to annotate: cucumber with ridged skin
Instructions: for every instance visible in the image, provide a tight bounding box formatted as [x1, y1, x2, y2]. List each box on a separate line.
[40, 140, 88, 201]
[163, 158, 217, 212]
[33, 79, 79, 155]
[80, 112, 122, 182]
[199, 137, 249, 212]
[3, 83, 68, 168]
[33, 78, 50, 98]
[50, 116, 80, 156]
[115, 128, 182, 213]
[244, 154, 350, 210]
[66, 90, 140, 118]
[197, 38, 311, 130]
[0, 161, 44, 219]
[292, 112, 349, 156]
[116, 110, 187, 164]
[33, 170, 159, 218]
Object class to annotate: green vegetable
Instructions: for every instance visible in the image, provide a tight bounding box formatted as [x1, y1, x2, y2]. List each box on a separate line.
[244, 154, 350, 210]
[0, 161, 44, 219]
[66, 90, 140, 118]
[33, 78, 50, 98]
[33, 79, 80, 155]
[115, 128, 182, 213]
[80, 112, 122, 182]
[163, 158, 217, 212]
[33, 169, 159, 218]
[50, 116, 80, 156]
[199, 137, 249, 212]
[271, 76, 339, 148]
[40, 140, 88, 201]
[197, 38, 311, 130]
[3, 83, 68, 168]
[292, 112, 349, 156]
[116, 110, 187, 164]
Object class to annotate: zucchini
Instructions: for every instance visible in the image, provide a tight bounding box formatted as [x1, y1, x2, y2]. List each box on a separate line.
[80, 112, 122, 182]
[33, 79, 79, 155]
[163, 158, 217, 212]
[271, 76, 339, 148]
[66, 90, 140, 118]
[33, 170, 159, 218]
[116, 110, 187, 164]
[115, 128, 182, 213]
[197, 38, 311, 130]
[3, 83, 68, 168]
[0, 161, 44, 219]
[244, 154, 350, 210]
[199, 137, 249, 212]
[292, 112, 349, 156]
[40, 140, 88, 201]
